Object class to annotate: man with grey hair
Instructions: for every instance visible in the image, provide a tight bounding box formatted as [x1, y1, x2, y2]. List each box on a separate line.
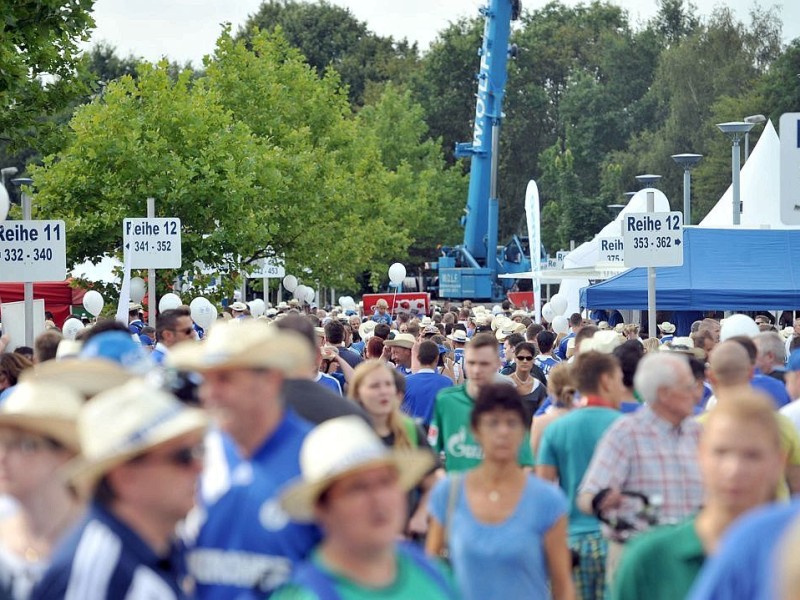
[755, 331, 787, 383]
[577, 352, 703, 583]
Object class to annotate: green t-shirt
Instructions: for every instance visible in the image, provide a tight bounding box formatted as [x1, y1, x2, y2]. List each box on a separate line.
[431, 384, 534, 472]
[536, 406, 621, 538]
[271, 549, 454, 600]
[611, 517, 705, 600]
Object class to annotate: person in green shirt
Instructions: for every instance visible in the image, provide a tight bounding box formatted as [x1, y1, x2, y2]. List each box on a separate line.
[274, 416, 458, 600]
[430, 332, 534, 472]
[612, 389, 786, 600]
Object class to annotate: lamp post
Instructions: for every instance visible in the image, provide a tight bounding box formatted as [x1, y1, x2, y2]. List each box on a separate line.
[635, 174, 661, 189]
[717, 122, 754, 226]
[743, 114, 766, 161]
[671, 153, 703, 226]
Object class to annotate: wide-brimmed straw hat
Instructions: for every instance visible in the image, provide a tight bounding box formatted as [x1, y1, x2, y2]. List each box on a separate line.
[447, 330, 468, 344]
[65, 380, 208, 493]
[660, 336, 706, 359]
[279, 416, 433, 522]
[0, 382, 83, 452]
[579, 330, 625, 354]
[358, 320, 376, 340]
[384, 333, 416, 349]
[20, 358, 135, 399]
[658, 321, 676, 334]
[168, 320, 312, 373]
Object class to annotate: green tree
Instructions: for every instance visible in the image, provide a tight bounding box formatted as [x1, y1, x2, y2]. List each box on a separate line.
[239, 0, 419, 107]
[0, 0, 96, 152]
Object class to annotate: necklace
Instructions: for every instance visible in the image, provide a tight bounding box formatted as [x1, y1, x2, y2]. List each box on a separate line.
[488, 490, 500, 502]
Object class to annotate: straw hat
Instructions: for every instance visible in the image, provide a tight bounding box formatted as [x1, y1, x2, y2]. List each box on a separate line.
[20, 358, 135, 399]
[660, 336, 706, 359]
[384, 333, 416, 349]
[496, 321, 527, 342]
[279, 416, 433, 522]
[447, 330, 468, 344]
[168, 320, 312, 373]
[658, 321, 676, 334]
[597, 321, 610, 331]
[0, 382, 83, 452]
[66, 380, 208, 492]
[358, 320, 376, 340]
[579, 330, 625, 354]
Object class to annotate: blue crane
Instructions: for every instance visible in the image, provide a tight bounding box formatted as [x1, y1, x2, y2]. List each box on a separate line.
[436, 0, 531, 301]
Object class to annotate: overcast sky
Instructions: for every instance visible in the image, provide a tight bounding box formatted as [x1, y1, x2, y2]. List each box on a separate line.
[86, 0, 799, 67]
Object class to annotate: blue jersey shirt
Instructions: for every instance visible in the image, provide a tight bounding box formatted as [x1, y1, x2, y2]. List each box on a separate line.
[555, 332, 575, 361]
[33, 502, 189, 600]
[402, 370, 453, 428]
[315, 372, 342, 396]
[187, 410, 321, 599]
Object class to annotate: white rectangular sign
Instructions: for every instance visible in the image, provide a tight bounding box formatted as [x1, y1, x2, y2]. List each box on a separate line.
[1, 299, 45, 350]
[598, 237, 624, 265]
[0, 220, 67, 282]
[123, 218, 182, 269]
[780, 113, 800, 225]
[246, 258, 286, 279]
[622, 211, 684, 267]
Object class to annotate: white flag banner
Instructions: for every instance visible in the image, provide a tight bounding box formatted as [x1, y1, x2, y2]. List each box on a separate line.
[525, 180, 542, 323]
[115, 246, 132, 325]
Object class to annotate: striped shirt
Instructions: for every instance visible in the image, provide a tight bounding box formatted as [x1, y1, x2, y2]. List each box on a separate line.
[579, 405, 703, 541]
[32, 503, 188, 600]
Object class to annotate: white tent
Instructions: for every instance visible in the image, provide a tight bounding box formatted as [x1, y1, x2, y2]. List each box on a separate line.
[700, 120, 785, 228]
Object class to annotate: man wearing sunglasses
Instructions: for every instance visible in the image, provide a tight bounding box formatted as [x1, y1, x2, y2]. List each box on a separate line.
[151, 308, 196, 365]
[33, 380, 208, 600]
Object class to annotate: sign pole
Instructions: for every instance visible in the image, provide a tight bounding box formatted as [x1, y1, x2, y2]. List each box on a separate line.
[22, 191, 33, 346]
[147, 197, 156, 327]
[646, 191, 657, 339]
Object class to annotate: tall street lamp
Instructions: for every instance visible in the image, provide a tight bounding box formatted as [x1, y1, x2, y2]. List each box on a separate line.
[717, 122, 754, 226]
[671, 153, 703, 225]
[743, 114, 767, 161]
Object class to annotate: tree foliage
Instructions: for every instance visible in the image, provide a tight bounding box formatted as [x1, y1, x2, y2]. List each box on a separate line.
[0, 0, 96, 152]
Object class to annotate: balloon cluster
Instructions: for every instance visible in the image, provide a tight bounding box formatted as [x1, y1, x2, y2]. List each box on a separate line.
[282, 275, 315, 304]
[541, 293, 569, 334]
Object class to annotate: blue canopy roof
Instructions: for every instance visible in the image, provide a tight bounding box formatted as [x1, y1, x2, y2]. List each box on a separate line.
[580, 227, 800, 310]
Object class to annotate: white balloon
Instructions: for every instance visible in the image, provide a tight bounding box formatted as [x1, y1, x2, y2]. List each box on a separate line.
[552, 315, 569, 334]
[158, 293, 182, 313]
[82, 290, 104, 316]
[248, 298, 265, 317]
[62, 318, 84, 341]
[282, 275, 298, 293]
[550, 293, 568, 316]
[304, 288, 315, 304]
[388, 262, 406, 285]
[720, 314, 759, 341]
[338, 296, 347, 307]
[294, 285, 307, 302]
[190, 297, 216, 330]
[344, 296, 357, 309]
[129, 277, 146, 304]
[541, 302, 555, 322]
[0, 185, 9, 222]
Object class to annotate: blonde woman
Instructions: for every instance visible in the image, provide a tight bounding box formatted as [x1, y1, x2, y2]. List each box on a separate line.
[531, 363, 576, 457]
[349, 361, 438, 539]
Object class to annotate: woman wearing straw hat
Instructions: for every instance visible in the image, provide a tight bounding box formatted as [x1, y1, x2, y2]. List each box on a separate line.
[426, 383, 574, 600]
[33, 380, 207, 600]
[0, 382, 84, 599]
[273, 416, 456, 599]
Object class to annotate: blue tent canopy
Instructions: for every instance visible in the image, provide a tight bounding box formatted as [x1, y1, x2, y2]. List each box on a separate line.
[580, 227, 800, 310]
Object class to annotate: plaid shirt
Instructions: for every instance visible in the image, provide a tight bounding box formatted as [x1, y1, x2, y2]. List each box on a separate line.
[579, 405, 703, 540]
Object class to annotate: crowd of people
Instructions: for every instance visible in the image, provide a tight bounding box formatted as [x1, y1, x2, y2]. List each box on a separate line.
[0, 297, 799, 598]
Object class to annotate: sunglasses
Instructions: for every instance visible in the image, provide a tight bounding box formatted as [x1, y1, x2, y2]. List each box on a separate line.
[0, 434, 62, 454]
[174, 327, 194, 335]
[134, 444, 205, 468]
[516, 355, 534, 361]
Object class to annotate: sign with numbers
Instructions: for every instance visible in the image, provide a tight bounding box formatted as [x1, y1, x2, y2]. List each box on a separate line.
[246, 258, 286, 279]
[622, 212, 684, 267]
[123, 218, 182, 269]
[0, 220, 67, 282]
[598, 236, 624, 265]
